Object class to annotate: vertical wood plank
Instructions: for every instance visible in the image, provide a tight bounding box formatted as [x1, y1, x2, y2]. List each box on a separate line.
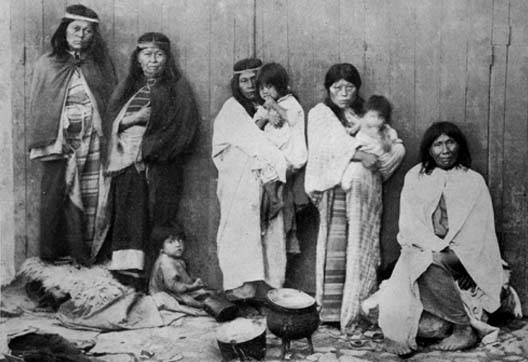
[363, 0, 391, 96]
[464, 0, 493, 177]
[311, 0, 340, 105]
[438, 0, 467, 126]
[162, 0, 188, 73]
[233, 0, 254, 61]
[23, 0, 44, 258]
[113, 0, 139, 81]
[287, 0, 316, 109]
[255, 0, 289, 66]
[414, 1, 442, 134]
[503, 0, 528, 314]
[381, 0, 416, 268]
[11, 0, 27, 267]
[488, 0, 510, 241]
[339, 0, 366, 77]
[138, 0, 163, 34]
[388, 0, 416, 149]
[2, 0, 16, 283]
[209, 0, 235, 118]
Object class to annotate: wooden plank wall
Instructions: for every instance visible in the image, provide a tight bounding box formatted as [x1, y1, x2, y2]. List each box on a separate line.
[1, 0, 16, 285]
[9, 0, 528, 312]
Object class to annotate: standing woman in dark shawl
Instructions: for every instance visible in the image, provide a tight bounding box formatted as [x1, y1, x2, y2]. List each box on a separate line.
[28, 4, 116, 265]
[104, 32, 198, 283]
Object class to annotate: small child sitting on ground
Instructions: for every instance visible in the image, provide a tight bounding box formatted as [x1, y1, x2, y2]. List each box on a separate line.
[341, 95, 401, 190]
[149, 226, 212, 309]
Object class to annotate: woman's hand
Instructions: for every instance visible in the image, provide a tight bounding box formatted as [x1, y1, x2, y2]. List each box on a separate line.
[119, 105, 151, 132]
[356, 150, 379, 170]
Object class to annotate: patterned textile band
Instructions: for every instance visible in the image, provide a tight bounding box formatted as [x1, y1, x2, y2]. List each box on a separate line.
[64, 12, 99, 23]
[233, 66, 261, 74]
[137, 41, 170, 49]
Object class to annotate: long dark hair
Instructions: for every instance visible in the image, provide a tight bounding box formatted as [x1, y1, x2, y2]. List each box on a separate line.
[420, 122, 472, 174]
[231, 58, 263, 117]
[323, 63, 364, 124]
[118, 32, 181, 106]
[50, 4, 108, 65]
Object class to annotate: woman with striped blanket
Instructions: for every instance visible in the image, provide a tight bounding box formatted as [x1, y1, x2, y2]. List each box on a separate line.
[103, 32, 198, 286]
[305, 63, 405, 334]
[28, 4, 116, 265]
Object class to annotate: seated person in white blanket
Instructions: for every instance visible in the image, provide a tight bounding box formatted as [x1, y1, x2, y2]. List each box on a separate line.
[341, 94, 402, 190]
[149, 226, 213, 309]
[375, 122, 509, 355]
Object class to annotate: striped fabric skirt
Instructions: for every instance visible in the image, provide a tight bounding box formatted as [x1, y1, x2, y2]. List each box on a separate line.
[320, 169, 383, 330]
[320, 187, 348, 322]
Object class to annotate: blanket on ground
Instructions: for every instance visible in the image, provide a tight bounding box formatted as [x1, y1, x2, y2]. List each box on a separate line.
[18, 258, 203, 331]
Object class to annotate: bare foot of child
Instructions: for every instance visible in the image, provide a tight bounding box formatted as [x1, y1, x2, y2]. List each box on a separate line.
[432, 325, 477, 351]
[384, 339, 414, 356]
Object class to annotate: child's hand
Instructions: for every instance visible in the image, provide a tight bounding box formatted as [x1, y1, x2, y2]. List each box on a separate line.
[344, 126, 355, 135]
[193, 278, 204, 287]
[263, 95, 278, 109]
[357, 150, 379, 170]
[268, 111, 284, 127]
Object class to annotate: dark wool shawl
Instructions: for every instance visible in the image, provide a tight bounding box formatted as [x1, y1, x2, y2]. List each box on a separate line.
[104, 76, 199, 165]
[28, 52, 116, 151]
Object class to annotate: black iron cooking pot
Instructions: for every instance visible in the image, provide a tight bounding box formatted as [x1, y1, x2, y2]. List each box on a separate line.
[265, 288, 320, 358]
[216, 318, 266, 361]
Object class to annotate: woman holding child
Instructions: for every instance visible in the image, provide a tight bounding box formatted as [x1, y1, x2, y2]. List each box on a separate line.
[212, 58, 307, 300]
[304, 63, 405, 333]
[103, 32, 199, 281]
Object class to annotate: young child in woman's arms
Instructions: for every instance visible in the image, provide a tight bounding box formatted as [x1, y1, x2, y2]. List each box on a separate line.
[149, 226, 212, 309]
[341, 95, 401, 190]
[253, 63, 304, 222]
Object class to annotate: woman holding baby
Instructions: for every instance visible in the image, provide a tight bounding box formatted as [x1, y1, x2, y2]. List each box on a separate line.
[304, 63, 405, 334]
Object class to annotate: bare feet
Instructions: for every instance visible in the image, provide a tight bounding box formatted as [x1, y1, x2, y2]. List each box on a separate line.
[384, 338, 414, 356]
[432, 324, 477, 351]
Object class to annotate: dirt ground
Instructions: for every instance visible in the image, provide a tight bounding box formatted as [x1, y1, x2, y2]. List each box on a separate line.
[1, 283, 527, 362]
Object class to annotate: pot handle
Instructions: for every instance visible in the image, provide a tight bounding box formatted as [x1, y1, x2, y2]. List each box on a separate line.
[231, 343, 248, 361]
[316, 303, 323, 314]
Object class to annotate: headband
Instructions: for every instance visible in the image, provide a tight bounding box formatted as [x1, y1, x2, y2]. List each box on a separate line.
[233, 66, 261, 74]
[137, 41, 170, 49]
[64, 12, 99, 23]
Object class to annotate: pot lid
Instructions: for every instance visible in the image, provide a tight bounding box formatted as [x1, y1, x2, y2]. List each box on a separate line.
[266, 288, 315, 309]
[216, 318, 266, 343]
